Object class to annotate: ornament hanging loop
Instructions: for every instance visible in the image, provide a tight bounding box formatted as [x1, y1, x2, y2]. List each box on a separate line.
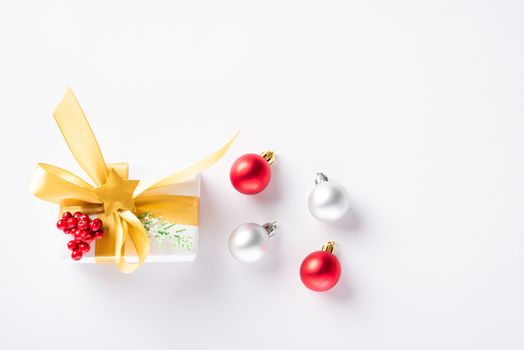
[261, 151, 276, 165]
[321, 241, 336, 254]
[315, 173, 329, 185]
[263, 222, 278, 237]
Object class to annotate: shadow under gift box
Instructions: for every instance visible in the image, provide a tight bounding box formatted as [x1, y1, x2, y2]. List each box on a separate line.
[66, 174, 201, 263]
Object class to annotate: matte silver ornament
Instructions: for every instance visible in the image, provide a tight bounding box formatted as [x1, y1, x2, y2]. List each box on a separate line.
[228, 222, 277, 263]
[308, 173, 349, 223]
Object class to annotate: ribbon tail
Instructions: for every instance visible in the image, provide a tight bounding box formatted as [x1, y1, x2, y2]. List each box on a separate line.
[134, 132, 238, 196]
[94, 212, 118, 264]
[113, 214, 126, 270]
[114, 210, 150, 274]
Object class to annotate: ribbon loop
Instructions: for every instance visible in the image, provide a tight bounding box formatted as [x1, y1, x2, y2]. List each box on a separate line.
[134, 132, 238, 196]
[53, 88, 108, 186]
[29, 163, 102, 206]
[115, 210, 151, 273]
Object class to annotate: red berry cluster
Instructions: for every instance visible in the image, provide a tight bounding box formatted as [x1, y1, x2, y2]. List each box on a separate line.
[56, 212, 105, 261]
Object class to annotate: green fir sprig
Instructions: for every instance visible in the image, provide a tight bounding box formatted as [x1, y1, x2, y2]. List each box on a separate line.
[138, 212, 193, 251]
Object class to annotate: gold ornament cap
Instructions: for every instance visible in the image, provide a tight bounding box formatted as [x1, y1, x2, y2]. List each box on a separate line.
[261, 151, 276, 165]
[321, 241, 336, 254]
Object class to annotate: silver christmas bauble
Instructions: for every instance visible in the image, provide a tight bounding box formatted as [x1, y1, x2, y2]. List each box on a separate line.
[228, 222, 277, 263]
[308, 173, 349, 223]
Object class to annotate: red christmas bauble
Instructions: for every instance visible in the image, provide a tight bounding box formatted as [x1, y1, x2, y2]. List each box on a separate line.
[300, 250, 341, 292]
[230, 153, 272, 195]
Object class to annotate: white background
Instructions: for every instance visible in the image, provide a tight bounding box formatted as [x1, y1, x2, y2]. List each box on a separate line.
[0, 1, 523, 349]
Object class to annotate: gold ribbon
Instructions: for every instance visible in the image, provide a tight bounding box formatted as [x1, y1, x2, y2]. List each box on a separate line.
[29, 88, 237, 273]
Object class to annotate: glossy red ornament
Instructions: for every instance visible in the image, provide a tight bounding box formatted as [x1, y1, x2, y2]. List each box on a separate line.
[89, 218, 102, 231]
[84, 232, 96, 243]
[230, 151, 275, 195]
[300, 242, 341, 292]
[71, 249, 83, 261]
[82, 230, 92, 241]
[66, 217, 78, 228]
[94, 230, 104, 240]
[77, 241, 90, 253]
[67, 240, 78, 251]
[72, 229, 83, 241]
[56, 219, 67, 231]
[77, 219, 89, 230]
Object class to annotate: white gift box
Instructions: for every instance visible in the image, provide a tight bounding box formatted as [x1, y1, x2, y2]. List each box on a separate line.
[63, 174, 201, 263]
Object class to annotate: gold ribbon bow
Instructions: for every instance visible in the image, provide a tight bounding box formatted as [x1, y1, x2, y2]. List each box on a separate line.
[29, 88, 236, 273]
